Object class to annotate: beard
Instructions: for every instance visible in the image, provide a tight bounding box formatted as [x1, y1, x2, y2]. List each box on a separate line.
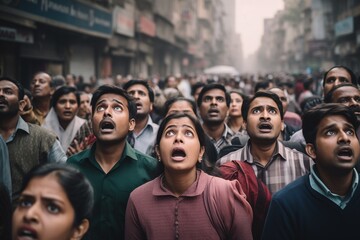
[0, 102, 19, 118]
[348, 105, 360, 123]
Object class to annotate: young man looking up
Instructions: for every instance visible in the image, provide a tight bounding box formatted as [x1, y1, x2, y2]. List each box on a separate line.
[67, 85, 159, 240]
[262, 103, 360, 239]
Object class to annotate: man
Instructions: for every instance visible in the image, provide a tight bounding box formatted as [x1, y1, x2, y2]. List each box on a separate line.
[123, 80, 159, 154]
[67, 85, 159, 239]
[262, 103, 360, 239]
[30, 71, 54, 124]
[270, 87, 301, 140]
[0, 77, 66, 201]
[77, 91, 92, 120]
[197, 83, 234, 153]
[218, 91, 312, 194]
[322, 65, 357, 96]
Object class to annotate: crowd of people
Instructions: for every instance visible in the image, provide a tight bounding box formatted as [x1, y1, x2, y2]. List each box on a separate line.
[1, 65, 360, 239]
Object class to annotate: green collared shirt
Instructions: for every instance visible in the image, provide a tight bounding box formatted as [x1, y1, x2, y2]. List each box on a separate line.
[67, 141, 160, 240]
[310, 165, 359, 209]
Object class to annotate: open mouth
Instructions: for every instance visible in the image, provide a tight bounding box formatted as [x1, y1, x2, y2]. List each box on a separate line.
[258, 122, 272, 131]
[100, 119, 115, 132]
[171, 148, 186, 161]
[337, 147, 353, 159]
[18, 228, 38, 239]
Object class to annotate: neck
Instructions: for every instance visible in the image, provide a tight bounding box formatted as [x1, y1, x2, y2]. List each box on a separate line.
[202, 122, 225, 141]
[316, 167, 354, 196]
[163, 168, 197, 197]
[94, 140, 126, 174]
[134, 115, 149, 134]
[250, 140, 277, 166]
[228, 117, 244, 132]
[33, 97, 51, 114]
[0, 115, 19, 141]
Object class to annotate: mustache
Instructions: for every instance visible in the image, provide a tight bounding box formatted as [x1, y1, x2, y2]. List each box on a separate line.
[348, 105, 360, 113]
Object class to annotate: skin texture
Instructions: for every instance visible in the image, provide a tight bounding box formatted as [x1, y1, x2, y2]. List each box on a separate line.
[92, 93, 135, 144]
[166, 100, 195, 117]
[156, 117, 204, 175]
[126, 84, 152, 119]
[269, 88, 288, 113]
[54, 93, 79, 129]
[78, 94, 91, 119]
[229, 92, 243, 118]
[12, 174, 88, 240]
[306, 115, 360, 178]
[0, 80, 22, 117]
[30, 73, 53, 98]
[323, 68, 352, 96]
[199, 89, 228, 125]
[245, 97, 284, 143]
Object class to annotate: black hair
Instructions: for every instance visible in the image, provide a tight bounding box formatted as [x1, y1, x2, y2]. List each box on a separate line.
[123, 79, 155, 103]
[300, 96, 323, 114]
[303, 103, 359, 146]
[91, 85, 137, 119]
[322, 65, 357, 87]
[303, 78, 314, 90]
[19, 163, 94, 227]
[241, 90, 284, 121]
[51, 86, 80, 108]
[196, 83, 231, 107]
[0, 76, 25, 100]
[229, 89, 249, 102]
[254, 80, 270, 93]
[324, 83, 358, 103]
[164, 97, 197, 116]
[191, 82, 205, 96]
[0, 183, 11, 240]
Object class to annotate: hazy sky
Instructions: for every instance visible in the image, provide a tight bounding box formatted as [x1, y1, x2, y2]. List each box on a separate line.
[236, 0, 284, 58]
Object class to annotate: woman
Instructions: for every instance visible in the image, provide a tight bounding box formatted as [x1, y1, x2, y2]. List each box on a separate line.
[12, 163, 94, 240]
[42, 86, 86, 151]
[125, 113, 253, 240]
[227, 90, 248, 134]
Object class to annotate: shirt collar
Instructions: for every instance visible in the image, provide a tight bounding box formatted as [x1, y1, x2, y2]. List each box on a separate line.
[6, 117, 29, 143]
[245, 140, 285, 162]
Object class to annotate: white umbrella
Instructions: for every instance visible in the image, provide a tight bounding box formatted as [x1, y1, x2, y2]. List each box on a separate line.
[203, 65, 239, 75]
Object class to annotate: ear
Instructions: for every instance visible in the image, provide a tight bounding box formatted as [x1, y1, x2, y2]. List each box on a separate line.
[128, 118, 135, 131]
[155, 145, 161, 159]
[19, 99, 27, 112]
[198, 146, 205, 162]
[305, 143, 317, 160]
[70, 219, 89, 240]
[281, 121, 285, 132]
[150, 103, 153, 112]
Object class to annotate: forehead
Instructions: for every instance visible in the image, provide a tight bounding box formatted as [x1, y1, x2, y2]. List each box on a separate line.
[250, 96, 279, 109]
[126, 84, 148, 93]
[332, 86, 360, 100]
[270, 88, 285, 97]
[230, 92, 242, 99]
[318, 115, 353, 131]
[34, 73, 51, 81]
[170, 100, 193, 110]
[80, 94, 90, 100]
[96, 93, 128, 105]
[326, 68, 351, 80]
[0, 80, 18, 90]
[202, 88, 225, 97]
[165, 117, 196, 129]
[58, 92, 77, 100]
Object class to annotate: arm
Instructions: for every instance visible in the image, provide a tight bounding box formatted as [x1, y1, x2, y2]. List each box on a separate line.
[47, 139, 67, 163]
[125, 196, 146, 240]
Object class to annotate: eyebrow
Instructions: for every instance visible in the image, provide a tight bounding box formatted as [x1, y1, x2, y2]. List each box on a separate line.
[20, 193, 65, 204]
[97, 98, 126, 106]
[164, 124, 195, 131]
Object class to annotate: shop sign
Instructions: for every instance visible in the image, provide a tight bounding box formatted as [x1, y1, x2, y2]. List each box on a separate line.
[113, 4, 134, 37]
[1, 0, 112, 38]
[0, 26, 34, 43]
[138, 16, 156, 37]
[335, 17, 354, 37]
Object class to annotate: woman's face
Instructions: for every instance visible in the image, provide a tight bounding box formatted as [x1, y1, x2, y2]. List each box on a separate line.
[55, 93, 79, 126]
[229, 92, 243, 117]
[156, 117, 204, 173]
[12, 174, 78, 240]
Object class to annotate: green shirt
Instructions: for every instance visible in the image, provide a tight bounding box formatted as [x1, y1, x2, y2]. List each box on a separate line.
[67, 141, 160, 240]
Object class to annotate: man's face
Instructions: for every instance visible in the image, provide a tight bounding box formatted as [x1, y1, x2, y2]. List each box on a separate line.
[245, 97, 284, 143]
[54, 92, 79, 127]
[78, 93, 91, 118]
[126, 84, 152, 119]
[270, 88, 288, 113]
[0, 80, 21, 117]
[323, 68, 352, 96]
[306, 115, 360, 174]
[331, 86, 360, 122]
[30, 73, 53, 98]
[92, 93, 135, 143]
[199, 89, 228, 126]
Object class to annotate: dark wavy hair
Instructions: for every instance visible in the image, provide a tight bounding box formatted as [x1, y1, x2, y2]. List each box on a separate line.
[123, 79, 155, 103]
[51, 86, 80, 108]
[19, 163, 94, 227]
[197, 83, 231, 107]
[323, 65, 357, 87]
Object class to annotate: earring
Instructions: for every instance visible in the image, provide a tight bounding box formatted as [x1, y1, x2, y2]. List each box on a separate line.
[157, 155, 161, 162]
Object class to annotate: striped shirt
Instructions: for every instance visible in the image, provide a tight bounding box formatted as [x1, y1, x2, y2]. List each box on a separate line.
[218, 140, 313, 194]
[208, 124, 235, 153]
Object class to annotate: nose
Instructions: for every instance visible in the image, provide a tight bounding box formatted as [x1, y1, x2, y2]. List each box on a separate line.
[174, 132, 184, 143]
[103, 106, 112, 117]
[23, 204, 40, 223]
[261, 110, 270, 119]
[349, 98, 359, 106]
[210, 98, 217, 105]
[338, 130, 351, 144]
[65, 101, 71, 108]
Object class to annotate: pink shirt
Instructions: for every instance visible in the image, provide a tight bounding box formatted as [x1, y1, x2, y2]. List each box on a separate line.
[125, 170, 253, 240]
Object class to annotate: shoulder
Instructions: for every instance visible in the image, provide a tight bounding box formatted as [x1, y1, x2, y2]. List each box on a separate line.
[218, 146, 245, 165]
[28, 123, 57, 139]
[272, 175, 308, 201]
[130, 177, 158, 199]
[67, 149, 91, 164]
